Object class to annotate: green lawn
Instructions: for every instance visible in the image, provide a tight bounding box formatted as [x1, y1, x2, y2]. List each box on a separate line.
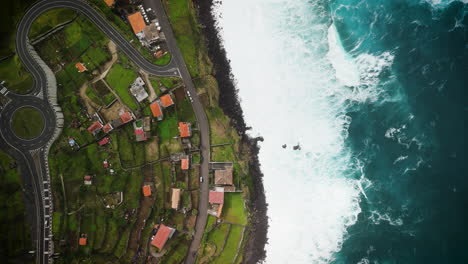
[157, 116, 179, 141]
[29, 8, 77, 39]
[105, 63, 138, 110]
[12, 107, 45, 139]
[213, 225, 243, 264]
[164, 0, 200, 77]
[161, 239, 189, 264]
[0, 151, 32, 263]
[154, 52, 172, 66]
[206, 224, 230, 256]
[222, 193, 247, 226]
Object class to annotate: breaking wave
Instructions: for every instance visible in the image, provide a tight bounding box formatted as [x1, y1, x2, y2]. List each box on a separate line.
[211, 0, 396, 263]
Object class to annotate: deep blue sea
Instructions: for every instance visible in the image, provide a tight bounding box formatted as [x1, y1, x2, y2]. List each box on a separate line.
[214, 0, 468, 263]
[332, 0, 468, 263]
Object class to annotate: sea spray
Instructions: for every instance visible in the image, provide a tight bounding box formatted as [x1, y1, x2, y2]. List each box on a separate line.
[211, 0, 395, 262]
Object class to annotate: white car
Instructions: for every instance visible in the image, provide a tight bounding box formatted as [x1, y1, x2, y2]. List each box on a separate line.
[199, 177, 203, 183]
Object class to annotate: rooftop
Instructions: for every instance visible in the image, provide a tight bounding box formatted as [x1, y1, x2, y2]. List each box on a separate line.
[159, 94, 174, 108]
[171, 188, 181, 209]
[120, 112, 133, 124]
[181, 157, 189, 170]
[150, 102, 163, 118]
[127, 12, 146, 34]
[214, 165, 234, 185]
[79, 237, 87, 246]
[98, 137, 110, 146]
[103, 0, 114, 7]
[102, 123, 113, 134]
[75, 62, 87, 73]
[143, 185, 151, 197]
[209, 191, 224, 204]
[151, 224, 175, 249]
[87, 121, 103, 135]
[178, 122, 191, 138]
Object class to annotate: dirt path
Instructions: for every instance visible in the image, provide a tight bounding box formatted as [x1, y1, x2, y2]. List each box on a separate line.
[141, 71, 157, 102]
[92, 41, 118, 83]
[78, 82, 100, 115]
[78, 41, 119, 115]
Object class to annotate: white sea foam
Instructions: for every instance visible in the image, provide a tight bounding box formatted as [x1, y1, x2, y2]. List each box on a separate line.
[210, 0, 391, 263]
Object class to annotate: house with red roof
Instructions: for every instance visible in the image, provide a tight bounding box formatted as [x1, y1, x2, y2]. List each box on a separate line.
[135, 128, 147, 142]
[87, 121, 103, 135]
[209, 191, 224, 204]
[150, 101, 163, 119]
[181, 156, 189, 170]
[79, 235, 87, 246]
[159, 94, 174, 108]
[151, 224, 175, 249]
[178, 122, 191, 138]
[75, 62, 87, 73]
[103, 160, 109, 168]
[102, 123, 113, 134]
[209, 191, 225, 218]
[127, 12, 146, 36]
[98, 137, 110, 146]
[143, 185, 152, 197]
[120, 111, 134, 124]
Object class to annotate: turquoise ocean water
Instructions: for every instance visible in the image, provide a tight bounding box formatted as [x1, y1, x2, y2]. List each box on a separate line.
[331, 0, 468, 263]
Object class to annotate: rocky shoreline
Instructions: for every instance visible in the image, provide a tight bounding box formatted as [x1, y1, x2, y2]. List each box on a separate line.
[193, 0, 268, 263]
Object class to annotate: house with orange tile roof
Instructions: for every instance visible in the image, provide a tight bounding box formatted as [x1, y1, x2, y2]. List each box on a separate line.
[87, 121, 103, 135]
[171, 188, 181, 210]
[150, 101, 163, 119]
[103, 0, 114, 7]
[120, 111, 134, 124]
[151, 224, 175, 249]
[178, 122, 192, 138]
[127, 12, 146, 36]
[75, 62, 87, 73]
[159, 94, 174, 108]
[143, 185, 151, 197]
[181, 156, 189, 170]
[79, 236, 87, 246]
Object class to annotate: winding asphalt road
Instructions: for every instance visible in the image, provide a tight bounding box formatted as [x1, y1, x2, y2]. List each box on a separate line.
[0, 0, 210, 263]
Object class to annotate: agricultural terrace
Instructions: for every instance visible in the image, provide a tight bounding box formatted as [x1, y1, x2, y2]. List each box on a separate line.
[27, 8, 198, 263]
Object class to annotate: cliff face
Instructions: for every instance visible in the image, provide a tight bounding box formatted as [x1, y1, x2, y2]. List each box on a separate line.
[192, 1, 268, 263]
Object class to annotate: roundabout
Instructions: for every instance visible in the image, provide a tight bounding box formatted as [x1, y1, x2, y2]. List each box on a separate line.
[0, 95, 56, 151]
[11, 106, 45, 140]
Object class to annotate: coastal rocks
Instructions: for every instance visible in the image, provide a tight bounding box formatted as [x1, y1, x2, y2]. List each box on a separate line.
[282, 144, 287, 149]
[293, 143, 301, 150]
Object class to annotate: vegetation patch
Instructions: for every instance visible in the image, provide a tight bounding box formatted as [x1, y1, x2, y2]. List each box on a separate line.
[222, 193, 247, 226]
[0, 151, 32, 263]
[12, 107, 45, 139]
[106, 63, 138, 110]
[213, 225, 243, 264]
[157, 116, 179, 141]
[29, 8, 77, 39]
